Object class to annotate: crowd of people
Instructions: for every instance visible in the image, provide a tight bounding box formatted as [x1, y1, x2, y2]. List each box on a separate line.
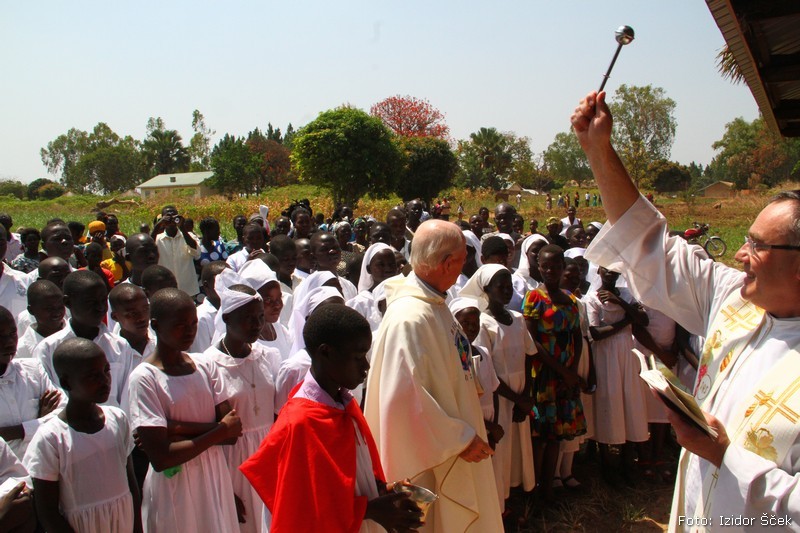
[0, 89, 798, 532]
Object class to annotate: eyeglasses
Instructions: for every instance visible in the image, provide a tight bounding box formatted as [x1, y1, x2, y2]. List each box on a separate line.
[743, 236, 800, 256]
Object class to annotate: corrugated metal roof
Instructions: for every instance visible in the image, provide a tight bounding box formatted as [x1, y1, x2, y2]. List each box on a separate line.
[138, 171, 214, 188]
[706, 0, 800, 137]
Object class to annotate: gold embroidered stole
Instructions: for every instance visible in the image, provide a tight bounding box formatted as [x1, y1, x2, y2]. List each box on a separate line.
[670, 292, 766, 531]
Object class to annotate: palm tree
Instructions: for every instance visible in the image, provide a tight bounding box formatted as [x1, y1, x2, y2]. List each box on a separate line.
[469, 127, 512, 190]
[716, 44, 744, 85]
[142, 129, 191, 176]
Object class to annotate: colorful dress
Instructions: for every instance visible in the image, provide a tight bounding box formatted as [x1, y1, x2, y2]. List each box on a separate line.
[199, 239, 229, 267]
[522, 287, 586, 440]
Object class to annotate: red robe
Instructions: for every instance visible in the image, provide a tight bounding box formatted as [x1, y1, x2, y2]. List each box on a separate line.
[239, 388, 385, 533]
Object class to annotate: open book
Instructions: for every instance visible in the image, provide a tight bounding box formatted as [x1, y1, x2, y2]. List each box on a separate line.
[634, 349, 718, 438]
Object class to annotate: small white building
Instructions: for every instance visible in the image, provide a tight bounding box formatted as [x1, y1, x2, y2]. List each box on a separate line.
[136, 171, 217, 199]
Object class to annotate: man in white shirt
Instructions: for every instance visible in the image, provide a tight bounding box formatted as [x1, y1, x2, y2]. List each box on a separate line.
[573, 90, 800, 530]
[0, 225, 28, 331]
[0, 214, 22, 263]
[560, 206, 582, 237]
[152, 206, 200, 297]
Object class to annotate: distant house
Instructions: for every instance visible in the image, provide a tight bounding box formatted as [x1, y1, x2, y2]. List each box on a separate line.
[699, 180, 736, 199]
[136, 171, 217, 199]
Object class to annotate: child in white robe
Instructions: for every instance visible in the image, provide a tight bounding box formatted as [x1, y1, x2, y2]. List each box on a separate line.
[15, 280, 65, 359]
[449, 297, 504, 508]
[197, 283, 281, 533]
[0, 305, 64, 460]
[128, 288, 241, 533]
[460, 265, 537, 508]
[237, 260, 293, 361]
[0, 437, 34, 531]
[346, 243, 396, 332]
[24, 338, 140, 532]
[33, 271, 137, 409]
[585, 267, 650, 485]
[190, 261, 228, 353]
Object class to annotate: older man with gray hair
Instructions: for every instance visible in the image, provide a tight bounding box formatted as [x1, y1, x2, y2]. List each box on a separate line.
[364, 219, 503, 532]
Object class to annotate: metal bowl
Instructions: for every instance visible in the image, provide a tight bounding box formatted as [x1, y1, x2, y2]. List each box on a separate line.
[393, 483, 438, 521]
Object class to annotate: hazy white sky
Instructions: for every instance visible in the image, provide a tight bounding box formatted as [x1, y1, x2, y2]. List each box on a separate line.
[1, 1, 759, 184]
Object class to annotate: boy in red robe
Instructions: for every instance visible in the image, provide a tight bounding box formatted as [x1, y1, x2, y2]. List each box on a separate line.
[240, 304, 422, 532]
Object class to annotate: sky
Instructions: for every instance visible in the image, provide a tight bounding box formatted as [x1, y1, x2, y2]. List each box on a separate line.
[0, 1, 760, 184]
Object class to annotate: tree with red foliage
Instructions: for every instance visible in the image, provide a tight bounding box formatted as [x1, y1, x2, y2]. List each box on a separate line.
[370, 95, 450, 139]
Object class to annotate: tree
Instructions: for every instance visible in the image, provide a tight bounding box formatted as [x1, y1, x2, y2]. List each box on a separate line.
[291, 106, 401, 207]
[40, 128, 90, 192]
[247, 129, 293, 192]
[542, 131, 593, 187]
[27, 178, 59, 199]
[395, 136, 457, 205]
[370, 95, 450, 139]
[41, 123, 146, 193]
[210, 134, 257, 196]
[283, 123, 297, 150]
[142, 129, 191, 176]
[188, 110, 215, 171]
[717, 44, 744, 85]
[36, 182, 66, 200]
[608, 84, 677, 186]
[649, 160, 691, 193]
[0, 180, 27, 199]
[453, 128, 518, 191]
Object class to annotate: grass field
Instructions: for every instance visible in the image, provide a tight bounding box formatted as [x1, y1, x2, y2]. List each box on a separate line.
[0, 184, 781, 269]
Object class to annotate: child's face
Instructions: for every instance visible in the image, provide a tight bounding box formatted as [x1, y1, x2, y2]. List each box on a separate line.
[112, 294, 151, 337]
[368, 249, 397, 286]
[153, 301, 198, 352]
[85, 246, 103, 266]
[293, 213, 312, 237]
[326, 334, 372, 391]
[485, 270, 513, 306]
[225, 299, 265, 344]
[538, 252, 565, 286]
[312, 235, 342, 273]
[394, 251, 408, 274]
[0, 316, 18, 370]
[599, 267, 620, 288]
[259, 282, 284, 323]
[560, 264, 582, 293]
[29, 294, 66, 330]
[455, 308, 481, 343]
[275, 249, 297, 279]
[482, 253, 508, 268]
[295, 241, 313, 271]
[23, 233, 40, 253]
[67, 283, 108, 327]
[67, 354, 111, 404]
[244, 228, 266, 252]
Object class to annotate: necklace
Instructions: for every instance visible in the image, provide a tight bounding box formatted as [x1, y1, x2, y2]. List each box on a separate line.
[221, 337, 260, 416]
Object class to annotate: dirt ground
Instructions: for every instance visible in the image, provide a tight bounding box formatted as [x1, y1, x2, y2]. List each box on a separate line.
[505, 444, 677, 532]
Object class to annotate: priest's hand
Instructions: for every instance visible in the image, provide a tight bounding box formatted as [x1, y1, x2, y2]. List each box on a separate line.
[667, 408, 730, 468]
[459, 435, 494, 463]
[365, 492, 423, 532]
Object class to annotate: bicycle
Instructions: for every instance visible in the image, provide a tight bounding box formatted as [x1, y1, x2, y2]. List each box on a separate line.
[683, 222, 727, 258]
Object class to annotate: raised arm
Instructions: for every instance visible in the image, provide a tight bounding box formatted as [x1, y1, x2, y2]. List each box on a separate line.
[570, 91, 639, 224]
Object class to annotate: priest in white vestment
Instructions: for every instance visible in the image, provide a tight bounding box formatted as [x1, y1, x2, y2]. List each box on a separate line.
[365, 220, 504, 532]
[573, 90, 800, 531]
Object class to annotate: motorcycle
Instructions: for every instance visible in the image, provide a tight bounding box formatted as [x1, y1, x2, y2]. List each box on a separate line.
[683, 222, 727, 258]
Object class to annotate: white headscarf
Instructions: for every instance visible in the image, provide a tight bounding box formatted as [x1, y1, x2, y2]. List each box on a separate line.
[564, 247, 586, 259]
[448, 296, 481, 316]
[291, 271, 337, 314]
[213, 268, 262, 335]
[358, 243, 394, 293]
[458, 264, 508, 312]
[372, 277, 390, 304]
[516, 233, 548, 279]
[289, 285, 343, 355]
[238, 258, 279, 292]
[589, 221, 603, 231]
[462, 230, 483, 267]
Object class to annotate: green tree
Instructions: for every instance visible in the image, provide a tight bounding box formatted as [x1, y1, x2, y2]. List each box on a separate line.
[189, 110, 215, 171]
[36, 182, 66, 199]
[41, 123, 146, 193]
[608, 84, 677, 186]
[142, 129, 191, 176]
[27, 178, 58, 199]
[0, 180, 27, 199]
[40, 128, 91, 192]
[469, 127, 512, 190]
[543, 131, 593, 187]
[396, 136, 457, 205]
[210, 134, 257, 196]
[649, 160, 691, 192]
[283, 123, 296, 150]
[291, 107, 401, 207]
